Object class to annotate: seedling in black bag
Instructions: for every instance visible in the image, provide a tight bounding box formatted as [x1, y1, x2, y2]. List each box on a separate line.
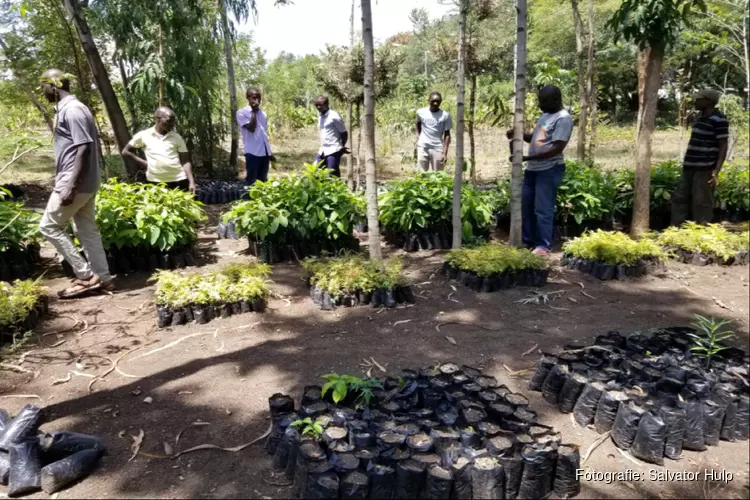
[688, 315, 734, 369]
[290, 418, 324, 440]
[321, 373, 383, 408]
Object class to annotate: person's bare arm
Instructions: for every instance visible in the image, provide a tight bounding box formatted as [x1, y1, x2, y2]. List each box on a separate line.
[523, 140, 569, 162]
[179, 152, 196, 193]
[416, 120, 422, 139]
[442, 131, 451, 162]
[245, 109, 258, 133]
[340, 131, 349, 150]
[709, 138, 729, 186]
[122, 144, 148, 169]
[505, 129, 533, 143]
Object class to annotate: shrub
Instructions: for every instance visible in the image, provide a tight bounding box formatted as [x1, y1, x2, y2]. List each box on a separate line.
[378, 172, 492, 240]
[0, 188, 41, 254]
[482, 177, 511, 217]
[445, 242, 548, 277]
[563, 230, 665, 266]
[302, 255, 406, 296]
[153, 262, 271, 309]
[96, 180, 206, 251]
[653, 222, 749, 263]
[224, 165, 364, 247]
[0, 279, 47, 330]
[557, 160, 617, 225]
[715, 161, 750, 216]
[613, 160, 681, 221]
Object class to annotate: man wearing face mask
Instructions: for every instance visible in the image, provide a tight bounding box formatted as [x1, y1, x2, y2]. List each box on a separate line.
[38, 69, 113, 298]
[507, 85, 573, 255]
[122, 106, 196, 193]
[416, 92, 452, 172]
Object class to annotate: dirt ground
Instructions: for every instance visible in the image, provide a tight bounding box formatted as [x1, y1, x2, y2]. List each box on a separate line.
[1, 205, 750, 499]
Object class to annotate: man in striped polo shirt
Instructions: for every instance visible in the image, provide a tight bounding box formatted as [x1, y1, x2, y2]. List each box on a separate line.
[671, 89, 729, 225]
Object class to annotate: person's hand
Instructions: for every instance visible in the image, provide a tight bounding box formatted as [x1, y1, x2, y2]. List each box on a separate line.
[59, 186, 76, 206]
[188, 181, 197, 195]
[708, 171, 719, 186]
[441, 151, 447, 164]
[269, 155, 277, 163]
[506, 129, 514, 140]
[341, 148, 351, 155]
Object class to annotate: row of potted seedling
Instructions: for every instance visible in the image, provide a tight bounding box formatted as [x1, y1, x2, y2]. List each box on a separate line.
[310, 284, 416, 310]
[0, 280, 48, 344]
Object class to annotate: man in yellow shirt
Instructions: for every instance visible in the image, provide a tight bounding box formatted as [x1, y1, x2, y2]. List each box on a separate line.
[122, 107, 196, 193]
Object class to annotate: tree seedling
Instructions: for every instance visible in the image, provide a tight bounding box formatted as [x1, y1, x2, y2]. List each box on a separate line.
[688, 314, 734, 369]
[291, 418, 323, 440]
[321, 373, 383, 407]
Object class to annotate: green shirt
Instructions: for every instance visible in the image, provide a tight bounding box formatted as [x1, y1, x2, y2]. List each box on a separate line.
[128, 127, 188, 183]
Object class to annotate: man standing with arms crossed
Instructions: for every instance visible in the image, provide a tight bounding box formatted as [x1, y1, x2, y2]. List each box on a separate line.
[671, 89, 729, 225]
[38, 69, 113, 298]
[416, 92, 452, 172]
[237, 87, 275, 190]
[507, 85, 573, 256]
[122, 106, 196, 193]
[314, 95, 348, 178]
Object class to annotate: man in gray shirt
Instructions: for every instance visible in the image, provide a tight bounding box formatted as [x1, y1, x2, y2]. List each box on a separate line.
[38, 69, 113, 298]
[416, 92, 452, 172]
[507, 85, 573, 255]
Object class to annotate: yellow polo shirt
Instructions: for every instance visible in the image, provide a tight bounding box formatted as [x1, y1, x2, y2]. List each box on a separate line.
[128, 127, 188, 182]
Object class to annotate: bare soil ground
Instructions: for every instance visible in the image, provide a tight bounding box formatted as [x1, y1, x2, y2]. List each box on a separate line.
[1, 209, 749, 499]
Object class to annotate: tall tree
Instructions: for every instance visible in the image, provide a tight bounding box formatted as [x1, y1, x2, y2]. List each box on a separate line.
[62, 0, 136, 177]
[509, 0, 527, 247]
[453, 0, 469, 249]
[218, 0, 240, 168]
[608, 0, 705, 238]
[571, 0, 589, 161]
[585, 0, 597, 160]
[0, 36, 53, 131]
[361, 0, 382, 262]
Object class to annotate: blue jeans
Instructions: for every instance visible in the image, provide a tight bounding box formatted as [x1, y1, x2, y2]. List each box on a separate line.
[522, 163, 565, 250]
[314, 150, 343, 178]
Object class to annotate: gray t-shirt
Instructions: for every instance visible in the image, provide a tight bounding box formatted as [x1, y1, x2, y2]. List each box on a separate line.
[417, 107, 452, 150]
[53, 95, 101, 194]
[527, 109, 574, 171]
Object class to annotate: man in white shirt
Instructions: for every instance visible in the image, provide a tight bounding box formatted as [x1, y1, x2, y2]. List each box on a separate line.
[507, 85, 573, 255]
[416, 92, 452, 172]
[237, 87, 275, 191]
[122, 107, 196, 193]
[314, 95, 348, 178]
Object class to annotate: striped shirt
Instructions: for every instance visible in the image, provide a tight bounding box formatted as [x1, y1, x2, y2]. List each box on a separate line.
[683, 110, 729, 169]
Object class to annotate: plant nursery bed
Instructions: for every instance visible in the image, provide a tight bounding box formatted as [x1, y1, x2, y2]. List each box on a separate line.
[61, 244, 198, 278]
[261, 362, 582, 500]
[303, 256, 415, 310]
[384, 229, 454, 252]
[653, 223, 749, 266]
[0, 404, 106, 496]
[0, 244, 41, 282]
[668, 248, 749, 266]
[0, 280, 48, 345]
[562, 230, 666, 281]
[195, 180, 245, 205]
[247, 236, 360, 264]
[153, 263, 271, 328]
[442, 243, 549, 292]
[528, 323, 750, 465]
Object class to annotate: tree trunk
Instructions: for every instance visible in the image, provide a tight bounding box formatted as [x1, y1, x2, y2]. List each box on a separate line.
[361, 0, 382, 263]
[54, 2, 90, 106]
[0, 37, 53, 132]
[631, 45, 664, 238]
[218, 0, 239, 168]
[743, 11, 749, 107]
[452, 0, 468, 249]
[585, 0, 597, 161]
[62, 0, 136, 177]
[509, 0, 527, 247]
[117, 56, 138, 133]
[635, 50, 647, 136]
[346, 101, 354, 189]
[356, 102, 362, 190]
[158, 25, 165, 107]
[468, 73, 477, 185]
[571, 0, 587, 161]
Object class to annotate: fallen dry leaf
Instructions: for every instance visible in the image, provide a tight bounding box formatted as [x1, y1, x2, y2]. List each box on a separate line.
[52, 373, 72, 386]
[567, 297, 579, 304]
[163, 441, 174, 456]
[445, 336, 457, 346]
[143, 396, 153, 404]
[712, 296, 732, 310]
[128, 429, 144, 462]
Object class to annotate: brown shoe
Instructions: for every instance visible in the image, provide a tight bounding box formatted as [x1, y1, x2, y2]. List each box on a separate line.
[58, 275, 102, 299]
[101, 280, 116, 293]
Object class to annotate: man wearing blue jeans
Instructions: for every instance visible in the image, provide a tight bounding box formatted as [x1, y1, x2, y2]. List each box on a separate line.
[237, 88, 276, 195]
[508, 85, 573, 255]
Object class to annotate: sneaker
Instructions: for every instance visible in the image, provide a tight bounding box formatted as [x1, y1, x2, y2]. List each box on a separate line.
[532, 247, 551, 256]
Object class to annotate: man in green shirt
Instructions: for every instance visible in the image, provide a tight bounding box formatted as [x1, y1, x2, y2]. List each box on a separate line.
[122, 107, 196, 193]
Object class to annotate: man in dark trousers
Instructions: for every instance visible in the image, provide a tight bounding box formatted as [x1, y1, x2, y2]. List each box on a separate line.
[507, 85, 573, 255]
[38, 69, 113, 298]
[237, 87, 275, 191]
[671, 89, 729, 225]
[314, 95, 348, 177]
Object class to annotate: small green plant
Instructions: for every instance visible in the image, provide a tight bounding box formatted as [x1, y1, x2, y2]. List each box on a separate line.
[446, 242, 548, 276]
[557, 160, 617, 225]
[714, 161, 750, 215]
[321, 373, 383, 407]
[0, 279, 47, 331]
[563, 230, 665, 266]
[688, 315, 734, 369]
[303, 255, 406, 296]
[290, 417, 324, 439]
[0, 188, 41, 254]
[653, 222, 749, 263]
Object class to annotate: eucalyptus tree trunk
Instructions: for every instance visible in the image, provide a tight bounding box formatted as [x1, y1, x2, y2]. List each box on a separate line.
[571, 0, 588, 161]
[453, 0, 469, 249]
[62, 0, 136, 177]
[585, 0, 597, 161]
[631, 45, 664, 238]
[0, 36, 53, 132]
[356, 102, 362, 190]
[219, 0, 239, 168]
[468, 73, 477, 185]
[509, 0, 527, 248]
[346, 101, 354, 189]
[361, 0, 382, 262]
